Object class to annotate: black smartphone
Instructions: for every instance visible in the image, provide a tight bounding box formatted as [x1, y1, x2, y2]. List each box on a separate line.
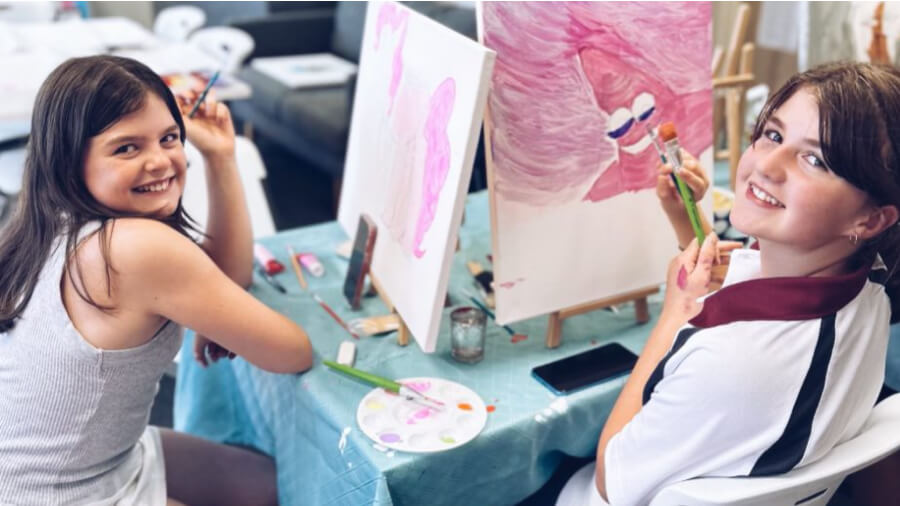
[343, 214, 377, 310]
[532, 342, 639, 395]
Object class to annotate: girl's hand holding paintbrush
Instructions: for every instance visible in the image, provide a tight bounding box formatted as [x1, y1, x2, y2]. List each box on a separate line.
[176, 86, 235, 162]
[656, 149, 709, 223]
[651, 126, 731, 290]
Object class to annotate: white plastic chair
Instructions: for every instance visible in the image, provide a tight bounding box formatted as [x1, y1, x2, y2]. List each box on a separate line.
[0, 146, 25, 196]
[0, 146, 26, 224]
[153, 5, 206, 43]
[187, 26, 254, 75]
[650, 393, 900, 506]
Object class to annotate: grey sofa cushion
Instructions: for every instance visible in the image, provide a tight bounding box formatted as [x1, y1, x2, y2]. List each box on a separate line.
[236, 65, 288, 119]
[279, 85, 351, 157]
[237, 65, 350, 157]
[330, 2, 476, 63]
[330, 1, 368, 62]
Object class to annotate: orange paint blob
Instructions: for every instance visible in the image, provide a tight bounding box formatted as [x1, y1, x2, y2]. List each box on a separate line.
[486, 405, 496, 413]
[457, 403, 473, 411]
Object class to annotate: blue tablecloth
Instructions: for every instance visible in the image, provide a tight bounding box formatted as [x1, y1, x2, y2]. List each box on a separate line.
[174, 192, 660, 505]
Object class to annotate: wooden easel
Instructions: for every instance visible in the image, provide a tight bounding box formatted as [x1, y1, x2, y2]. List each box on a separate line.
[711, 3, 756, 189]
[368, 270, 411, 347]
[545, 286, 658, 348]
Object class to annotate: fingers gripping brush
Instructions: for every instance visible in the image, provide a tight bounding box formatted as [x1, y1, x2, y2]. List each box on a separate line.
[659, 122, 705, 244]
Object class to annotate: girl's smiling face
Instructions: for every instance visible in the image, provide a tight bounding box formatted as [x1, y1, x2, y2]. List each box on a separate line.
[82, 92, 186, 218]
[731, 87, 873, 251]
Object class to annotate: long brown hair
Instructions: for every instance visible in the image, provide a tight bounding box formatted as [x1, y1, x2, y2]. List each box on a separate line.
[751, 61, 900, 321]
[0, 55, 199, 332]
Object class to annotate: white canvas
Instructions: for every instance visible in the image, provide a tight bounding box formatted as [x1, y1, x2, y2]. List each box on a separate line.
[479, 2, 714, 325]
[338, 1, 495, 352]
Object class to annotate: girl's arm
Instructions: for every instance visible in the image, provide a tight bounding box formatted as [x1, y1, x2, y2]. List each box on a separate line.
[113, 219, 311, 374]
[179, 93, 253, 288]
[595, 235, 721, 501]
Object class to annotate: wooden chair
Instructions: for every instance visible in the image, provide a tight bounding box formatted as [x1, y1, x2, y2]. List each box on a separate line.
[712, 3, 756, 189]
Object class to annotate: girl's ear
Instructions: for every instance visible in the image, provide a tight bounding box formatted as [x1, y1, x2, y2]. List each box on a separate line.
[859, 204, 900, 240]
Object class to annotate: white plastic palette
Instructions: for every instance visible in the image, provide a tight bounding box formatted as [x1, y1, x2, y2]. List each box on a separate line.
[356, 377, 487, 453]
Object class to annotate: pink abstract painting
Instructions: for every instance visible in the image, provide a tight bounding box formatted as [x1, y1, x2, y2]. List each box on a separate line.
[374, 2, 456, 259]
[483, 2, 712, 205]
[338, 1, 494, 352]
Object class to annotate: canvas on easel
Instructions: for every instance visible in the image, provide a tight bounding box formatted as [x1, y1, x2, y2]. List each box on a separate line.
[337, 1, 495, 353]
[479, 2, 713, 340]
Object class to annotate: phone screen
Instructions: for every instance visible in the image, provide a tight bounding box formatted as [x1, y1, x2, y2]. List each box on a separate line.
[343, 215, 376, 309]
[532, 342, 638, 394]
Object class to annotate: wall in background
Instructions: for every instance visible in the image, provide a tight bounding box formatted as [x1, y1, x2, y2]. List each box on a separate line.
[89, 1, 153, 28]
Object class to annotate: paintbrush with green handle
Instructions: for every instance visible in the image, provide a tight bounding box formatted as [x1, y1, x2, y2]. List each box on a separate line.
[322, 360, 445, 410]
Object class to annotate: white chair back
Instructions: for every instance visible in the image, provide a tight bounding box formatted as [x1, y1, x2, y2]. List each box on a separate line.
[180, 136, 275, 239]
[187, 26, 254, 75]
[0, 146, 25, 196]
[153, 5, 206, 43]
[650, 393, 900, 506]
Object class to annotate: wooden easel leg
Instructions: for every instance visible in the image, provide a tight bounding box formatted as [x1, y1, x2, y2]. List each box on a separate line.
[546, 311, 562, 349]
[396, 315, 410, 346]
[726, 89, 741, 190]
[634, 297, 650, 324]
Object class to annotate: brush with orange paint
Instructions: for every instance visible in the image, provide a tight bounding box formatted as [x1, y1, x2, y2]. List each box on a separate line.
[658, 121, 706, 244]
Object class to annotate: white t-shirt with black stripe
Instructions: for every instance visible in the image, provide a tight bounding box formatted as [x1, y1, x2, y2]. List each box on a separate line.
[602, 248, 890, 505]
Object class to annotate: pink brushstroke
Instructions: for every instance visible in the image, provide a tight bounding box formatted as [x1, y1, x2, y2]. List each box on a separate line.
[677, 265, 688, 290]
[413, 78, 456, 258]
[498, 277, 526, 289]
[402, 380, 432, 393]
[482, 2, 712, 205]
[375, 3, 409, 113]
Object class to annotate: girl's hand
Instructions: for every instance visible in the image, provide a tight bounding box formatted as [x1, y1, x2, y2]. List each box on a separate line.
[660, 235, 742, 325]
[193, 333, 236, 367]
[656, 149, 709, 219]
[177, 89, 236, 162]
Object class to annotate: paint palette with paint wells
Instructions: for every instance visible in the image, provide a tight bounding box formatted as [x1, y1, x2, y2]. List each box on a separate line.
[356, 377, 487, 453]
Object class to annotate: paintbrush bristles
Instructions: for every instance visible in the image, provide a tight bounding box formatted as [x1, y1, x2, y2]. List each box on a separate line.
[659, 121, 678, 142]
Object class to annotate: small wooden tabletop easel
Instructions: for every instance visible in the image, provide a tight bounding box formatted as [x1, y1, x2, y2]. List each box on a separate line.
[545, 286, 658, 348]
[368, 270, 411, 347]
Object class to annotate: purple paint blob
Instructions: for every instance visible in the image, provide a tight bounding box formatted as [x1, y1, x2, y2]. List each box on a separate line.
[481, 3, 712, 205]
[379, 433, 402, 443]
[375, 3, 409, 114]
[412, 78, 456, 258]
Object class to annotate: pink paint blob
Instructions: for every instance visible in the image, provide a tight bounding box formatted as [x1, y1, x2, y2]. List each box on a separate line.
[406, 407, 434, 425]
[403, 380, 432, 393]
[498, 277, 525, 289]
[412, 78, 456, 258]
[375, 3, 409, 114]
[677, 265, 688, 290]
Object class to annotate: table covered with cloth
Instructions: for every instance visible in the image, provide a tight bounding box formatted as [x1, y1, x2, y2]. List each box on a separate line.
[172, 191, 662, 505]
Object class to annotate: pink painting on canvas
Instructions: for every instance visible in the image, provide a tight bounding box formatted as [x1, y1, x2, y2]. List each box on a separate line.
[414, 78, 455, 258]
[375, 2, 409, 113]
[373, 3, 456, 259]
[482, 2, 712, 205]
